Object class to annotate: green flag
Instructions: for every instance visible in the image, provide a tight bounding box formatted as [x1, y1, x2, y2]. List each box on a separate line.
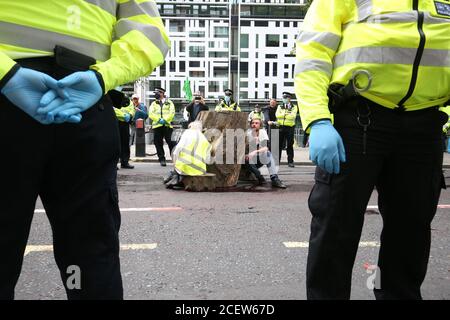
[183, 78, 193, 101]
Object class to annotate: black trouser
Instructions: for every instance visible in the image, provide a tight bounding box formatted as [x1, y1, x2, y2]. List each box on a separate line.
[279, 126, 295, 163]
[0, 57, 123, 300]
[306, 98, 446, 300]
[118, 121, 131, 165]
[153, 126, 175, 161]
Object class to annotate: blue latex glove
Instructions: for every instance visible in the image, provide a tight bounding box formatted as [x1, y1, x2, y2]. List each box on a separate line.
[124, 113, 131, 123]
[37, 70, 102, 123]
[158, 118, 165, 125]
[0, 67, 61, 124]
[309, 120, 346, 174]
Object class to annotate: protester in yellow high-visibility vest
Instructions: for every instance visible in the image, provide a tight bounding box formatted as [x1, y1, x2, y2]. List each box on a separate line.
[215, 89, 241, 112]
[0, 0, 169, 300]
[148, 87, 176, 167]
[164, 121, 211, 189]
[295, 0, 450, 300]
[275, 92, 298, 167]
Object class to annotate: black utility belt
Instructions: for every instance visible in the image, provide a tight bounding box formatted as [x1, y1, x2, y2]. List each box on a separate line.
[15, 46, 95, 72]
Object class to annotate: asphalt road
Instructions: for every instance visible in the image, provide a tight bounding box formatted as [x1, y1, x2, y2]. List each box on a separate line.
[16, 163, 450, 300]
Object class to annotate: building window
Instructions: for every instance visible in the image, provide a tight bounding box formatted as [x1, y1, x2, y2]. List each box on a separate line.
[179, 61, 185, 72]
[170, 81, 180, 98]
[284, 72, 289, 78]
[189, 61, 200, 68]
[255, 21, 268, 27]
[209, 41, 215, 48]
[170, 61, 176, 72]
[190, 71, 205, 78]
[266, 34, 279, 47]
[241, 34, 249, 49]
[213, 66, 228, 78]
[265, 62, 270, 76]
[189, 46, 205, 57]
[169, 20, 184, 32]
[149, 80, 161, 91]
[214, 26, 228, 38]
[160, 62, 166, 77]
[240, 51, 249, 58]
[273, 62, 278, 77]
[209, 51, 228, 58]
[240, 81, 248, 88]
[255, 62, 258, 78]
[180, 41, 186, 53]
[265, 54, 277, 59]
[190, 31, 205, 38]
[272, 84, 277, 100]
[208, 81, 220, 92]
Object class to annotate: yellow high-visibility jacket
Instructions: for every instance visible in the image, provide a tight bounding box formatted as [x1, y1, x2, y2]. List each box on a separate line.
[114, 100, 135, 122]
[174, 129, 211, 176]
[295, 0, 450, 132]
[149, 99, 175, 129]
[0, 0, 170, 92]
[215, 102, 241, 112]
[276, 104, 299, 127]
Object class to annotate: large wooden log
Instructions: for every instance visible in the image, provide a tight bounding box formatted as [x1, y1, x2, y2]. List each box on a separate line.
[197, 111, 249, 188]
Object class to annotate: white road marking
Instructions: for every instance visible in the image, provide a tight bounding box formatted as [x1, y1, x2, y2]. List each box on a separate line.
[283, 241, 380, 248]
[34, 207, 183, 214]
[24, 243, 158, 256]
[367, 205, 450, 209]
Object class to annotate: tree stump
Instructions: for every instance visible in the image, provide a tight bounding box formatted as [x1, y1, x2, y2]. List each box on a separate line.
[197, 111, 249, 188]
[182, 173, 217, 192]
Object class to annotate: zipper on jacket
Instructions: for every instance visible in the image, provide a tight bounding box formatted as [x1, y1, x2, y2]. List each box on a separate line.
[398, 0, 426, 108]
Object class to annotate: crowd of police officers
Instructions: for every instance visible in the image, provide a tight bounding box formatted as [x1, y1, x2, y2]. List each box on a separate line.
[113, 87, 300, 168]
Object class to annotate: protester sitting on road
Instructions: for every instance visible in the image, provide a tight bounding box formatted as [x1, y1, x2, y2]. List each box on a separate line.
[245, 118, 286, 189]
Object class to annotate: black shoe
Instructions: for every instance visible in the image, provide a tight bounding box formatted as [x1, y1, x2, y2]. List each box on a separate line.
[271, 178, 287, 189]
[257, 176, 267, 185]
[160, 159, 167, 167]
[121, 163, 134, 169]
[163, 171, 175, 184]
[288, 162, 295, 168]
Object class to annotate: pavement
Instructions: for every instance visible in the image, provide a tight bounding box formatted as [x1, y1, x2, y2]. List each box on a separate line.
[130, 143, 450, 167]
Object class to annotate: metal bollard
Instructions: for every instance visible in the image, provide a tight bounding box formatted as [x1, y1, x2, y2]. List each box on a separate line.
[135, 118, 146, 157]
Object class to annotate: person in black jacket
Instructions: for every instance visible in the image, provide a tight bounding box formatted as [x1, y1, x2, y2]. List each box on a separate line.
[184, 93, 209, 125]
[262, 98, 279, 151]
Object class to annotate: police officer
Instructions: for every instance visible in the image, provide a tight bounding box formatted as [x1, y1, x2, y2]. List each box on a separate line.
[215, 89, 241, 112]
[247, 104, 265, 123]
[110, 89, 135, 169]
[295, 0, 450, 299]
[149, 87, 176, 166]
[0, 1, 169, 300]
[276, 92, 298, 167]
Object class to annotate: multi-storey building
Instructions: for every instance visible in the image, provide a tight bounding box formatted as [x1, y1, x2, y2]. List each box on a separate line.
[135, 0, 307, 111]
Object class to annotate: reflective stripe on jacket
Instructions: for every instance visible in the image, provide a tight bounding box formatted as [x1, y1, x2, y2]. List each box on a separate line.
[215, 102, 241, 112]
[276, 104, 298, 127]
[175, 130, 211, 176]
[0, 0, 170, 91]
[295, 0, 450, 131]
